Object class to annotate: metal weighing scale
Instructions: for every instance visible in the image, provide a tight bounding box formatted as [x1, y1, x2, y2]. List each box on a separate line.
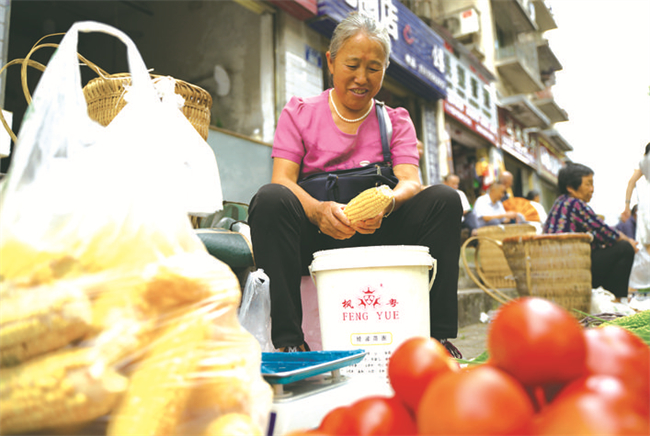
[261, 350, 394, 436]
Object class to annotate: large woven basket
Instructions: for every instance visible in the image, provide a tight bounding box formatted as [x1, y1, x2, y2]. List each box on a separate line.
[501, 233, 593, 315]
[83, 73, 213, 140]
[475, 224, 537, 289]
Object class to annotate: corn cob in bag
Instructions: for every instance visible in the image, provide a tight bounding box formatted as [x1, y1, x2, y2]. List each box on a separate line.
[0, 21, 271, 435]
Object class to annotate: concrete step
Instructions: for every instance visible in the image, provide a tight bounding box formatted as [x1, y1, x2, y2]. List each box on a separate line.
[457, 245, 520, 327]
[457, 288, 518, 328]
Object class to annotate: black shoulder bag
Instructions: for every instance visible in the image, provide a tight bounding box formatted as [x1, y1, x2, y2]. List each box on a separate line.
[297, 101, 399, 203]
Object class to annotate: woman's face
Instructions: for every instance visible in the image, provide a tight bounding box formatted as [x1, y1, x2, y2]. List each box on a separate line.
[568, 174, 594, 203]
[326, 32, 386, 117]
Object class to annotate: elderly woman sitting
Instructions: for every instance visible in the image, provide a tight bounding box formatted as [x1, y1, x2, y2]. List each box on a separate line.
[544, 163, 637, 301]
[247, 12, 462, 356]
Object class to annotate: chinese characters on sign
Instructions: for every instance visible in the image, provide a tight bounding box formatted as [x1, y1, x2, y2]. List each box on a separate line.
[345, 0, 398, 40]
[314, 0, 447, 98]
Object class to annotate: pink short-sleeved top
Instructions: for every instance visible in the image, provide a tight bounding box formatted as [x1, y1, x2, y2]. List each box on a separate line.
[271, 89, 419, 180]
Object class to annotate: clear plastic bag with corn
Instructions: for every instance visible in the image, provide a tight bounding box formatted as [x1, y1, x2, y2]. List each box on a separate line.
[0, 22, 271, 436]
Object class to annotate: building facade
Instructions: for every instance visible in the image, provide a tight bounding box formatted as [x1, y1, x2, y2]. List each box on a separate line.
[2, 0, 571, 209]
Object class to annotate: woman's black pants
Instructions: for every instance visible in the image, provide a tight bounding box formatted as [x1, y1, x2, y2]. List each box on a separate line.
[248, 183, 462, 349]
[591, 240, 635, 298]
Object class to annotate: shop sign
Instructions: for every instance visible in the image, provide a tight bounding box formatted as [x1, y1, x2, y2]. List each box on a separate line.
[498, 108, 536, 167]
[442, 49, 497, 145]
[312, 0, 447, 99]
[537, 136, 562, 183]
[268, 0, 318, 20]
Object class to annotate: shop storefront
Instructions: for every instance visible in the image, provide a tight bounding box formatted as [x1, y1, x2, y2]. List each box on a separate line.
[534, 132, 565, 210]
[307, 0, 447, 184]
[442, 41, 498, 204]
[498, 107, 538, 199]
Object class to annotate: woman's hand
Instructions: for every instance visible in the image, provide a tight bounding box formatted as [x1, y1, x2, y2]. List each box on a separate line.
[350, 214, 384, 234]
[619, 233, 639, 253]
[312, 201, 357, 240]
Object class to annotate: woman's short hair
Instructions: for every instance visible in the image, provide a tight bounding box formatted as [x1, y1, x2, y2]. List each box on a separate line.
[558, 163, 593, 195]
[329, 12, 391, 67]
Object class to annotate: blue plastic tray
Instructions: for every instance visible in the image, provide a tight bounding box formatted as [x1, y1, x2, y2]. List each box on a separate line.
[261, 350, 367, 385]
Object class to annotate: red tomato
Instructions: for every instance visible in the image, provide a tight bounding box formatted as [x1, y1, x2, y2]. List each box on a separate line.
[584, 325, 650, 398]
[344, 395, 417, 436]
[535, 375, 650, 435]
[417, 364, 535, 435]
[387, 336, 459, 412]
[318, 405, 353, 435]
[487, 297, 587, 386]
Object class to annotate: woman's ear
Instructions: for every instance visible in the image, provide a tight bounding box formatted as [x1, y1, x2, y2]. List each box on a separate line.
[566, 186, 577, 198]
[326, 51, 334, 75]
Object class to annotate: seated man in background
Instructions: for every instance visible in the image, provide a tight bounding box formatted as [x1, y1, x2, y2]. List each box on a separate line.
[526, 189, 548, 224]
[498, 171, 514, 201]
[474, 182, 522, 227]
[442, 174, 479, 234]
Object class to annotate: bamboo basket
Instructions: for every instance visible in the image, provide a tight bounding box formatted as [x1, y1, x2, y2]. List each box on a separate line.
[461, 233, 593, 316]
[474, 224, 537, 289]
[501, 233, 593, 314]
[83, 73, 213, 141]
[1, 36, 213, 142]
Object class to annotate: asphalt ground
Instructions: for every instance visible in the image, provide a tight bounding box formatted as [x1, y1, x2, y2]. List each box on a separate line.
[452, 322, 490, 361]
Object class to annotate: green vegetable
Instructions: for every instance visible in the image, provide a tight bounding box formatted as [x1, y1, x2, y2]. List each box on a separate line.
[601, 310, 650, 346]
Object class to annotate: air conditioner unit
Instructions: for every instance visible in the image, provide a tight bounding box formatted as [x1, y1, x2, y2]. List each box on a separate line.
[443, 7, 480, 39]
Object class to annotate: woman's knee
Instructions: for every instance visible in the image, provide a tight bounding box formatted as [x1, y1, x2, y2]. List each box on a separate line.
[250, 183, 298, 216]
[420, 184, 463, 219]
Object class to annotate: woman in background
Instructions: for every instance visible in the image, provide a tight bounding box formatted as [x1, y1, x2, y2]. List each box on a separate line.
[544, 163, 637, 302]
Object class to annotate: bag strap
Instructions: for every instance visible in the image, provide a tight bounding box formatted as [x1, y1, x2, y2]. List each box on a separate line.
[375, 100, 393, 164]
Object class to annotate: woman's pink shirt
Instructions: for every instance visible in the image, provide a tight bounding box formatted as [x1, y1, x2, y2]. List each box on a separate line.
[271, 89, 419, 180]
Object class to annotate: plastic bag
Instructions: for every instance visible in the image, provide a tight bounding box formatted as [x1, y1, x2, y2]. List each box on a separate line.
[628, 248, 650, 290]
[590, 287, 636, 316]
[0, 21, 221, 282]
[0, 22, 270, 436]
[239, 269, 274, 352]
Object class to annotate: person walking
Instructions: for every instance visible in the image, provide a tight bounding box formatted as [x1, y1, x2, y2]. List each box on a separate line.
[622, 143, 650, 291]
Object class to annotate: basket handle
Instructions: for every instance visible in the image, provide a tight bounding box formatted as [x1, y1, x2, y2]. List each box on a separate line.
[0, 58, 47, 142]
[0, 33, 111, 142]
[460, 235, 514, 305]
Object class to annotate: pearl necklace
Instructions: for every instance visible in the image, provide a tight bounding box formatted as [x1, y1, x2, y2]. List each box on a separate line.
[329, 89, 374, 123]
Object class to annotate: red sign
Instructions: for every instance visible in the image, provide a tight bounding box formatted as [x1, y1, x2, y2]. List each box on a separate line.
[443, 100, 497, 145]
[537, 137, 562, 183]
[498, 108, 536, 167]
[268, 0, 317, 20]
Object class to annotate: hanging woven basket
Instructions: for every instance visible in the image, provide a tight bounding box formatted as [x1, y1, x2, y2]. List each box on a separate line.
[83, 73, 213, 141]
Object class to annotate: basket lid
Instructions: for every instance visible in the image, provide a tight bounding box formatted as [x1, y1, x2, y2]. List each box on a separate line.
[502, 233, 593, 244]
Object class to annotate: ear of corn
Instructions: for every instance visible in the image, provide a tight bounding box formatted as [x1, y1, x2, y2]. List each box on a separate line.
[344, 185, 395, 223]
[0, 348, 128, 434]
[107, 313, 210, 436]
[0, 284, 92, 367]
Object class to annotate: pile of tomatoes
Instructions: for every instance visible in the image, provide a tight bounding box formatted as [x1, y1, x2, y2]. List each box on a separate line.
[291, 297, 650, 435]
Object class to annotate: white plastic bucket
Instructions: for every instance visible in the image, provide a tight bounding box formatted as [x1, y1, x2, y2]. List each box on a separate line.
[309, 245, 436, 378]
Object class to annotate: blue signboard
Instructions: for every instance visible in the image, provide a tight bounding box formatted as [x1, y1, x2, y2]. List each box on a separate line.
[309, 0, 447, 100]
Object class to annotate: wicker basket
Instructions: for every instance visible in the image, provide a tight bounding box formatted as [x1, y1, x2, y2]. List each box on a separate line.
[83, 73, 213, 140]
[501, 233, 593, 315]
[475, 224, 537, 289]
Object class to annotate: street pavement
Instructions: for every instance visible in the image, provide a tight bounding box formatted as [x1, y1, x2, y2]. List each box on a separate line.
[452, 321, 490, 361]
